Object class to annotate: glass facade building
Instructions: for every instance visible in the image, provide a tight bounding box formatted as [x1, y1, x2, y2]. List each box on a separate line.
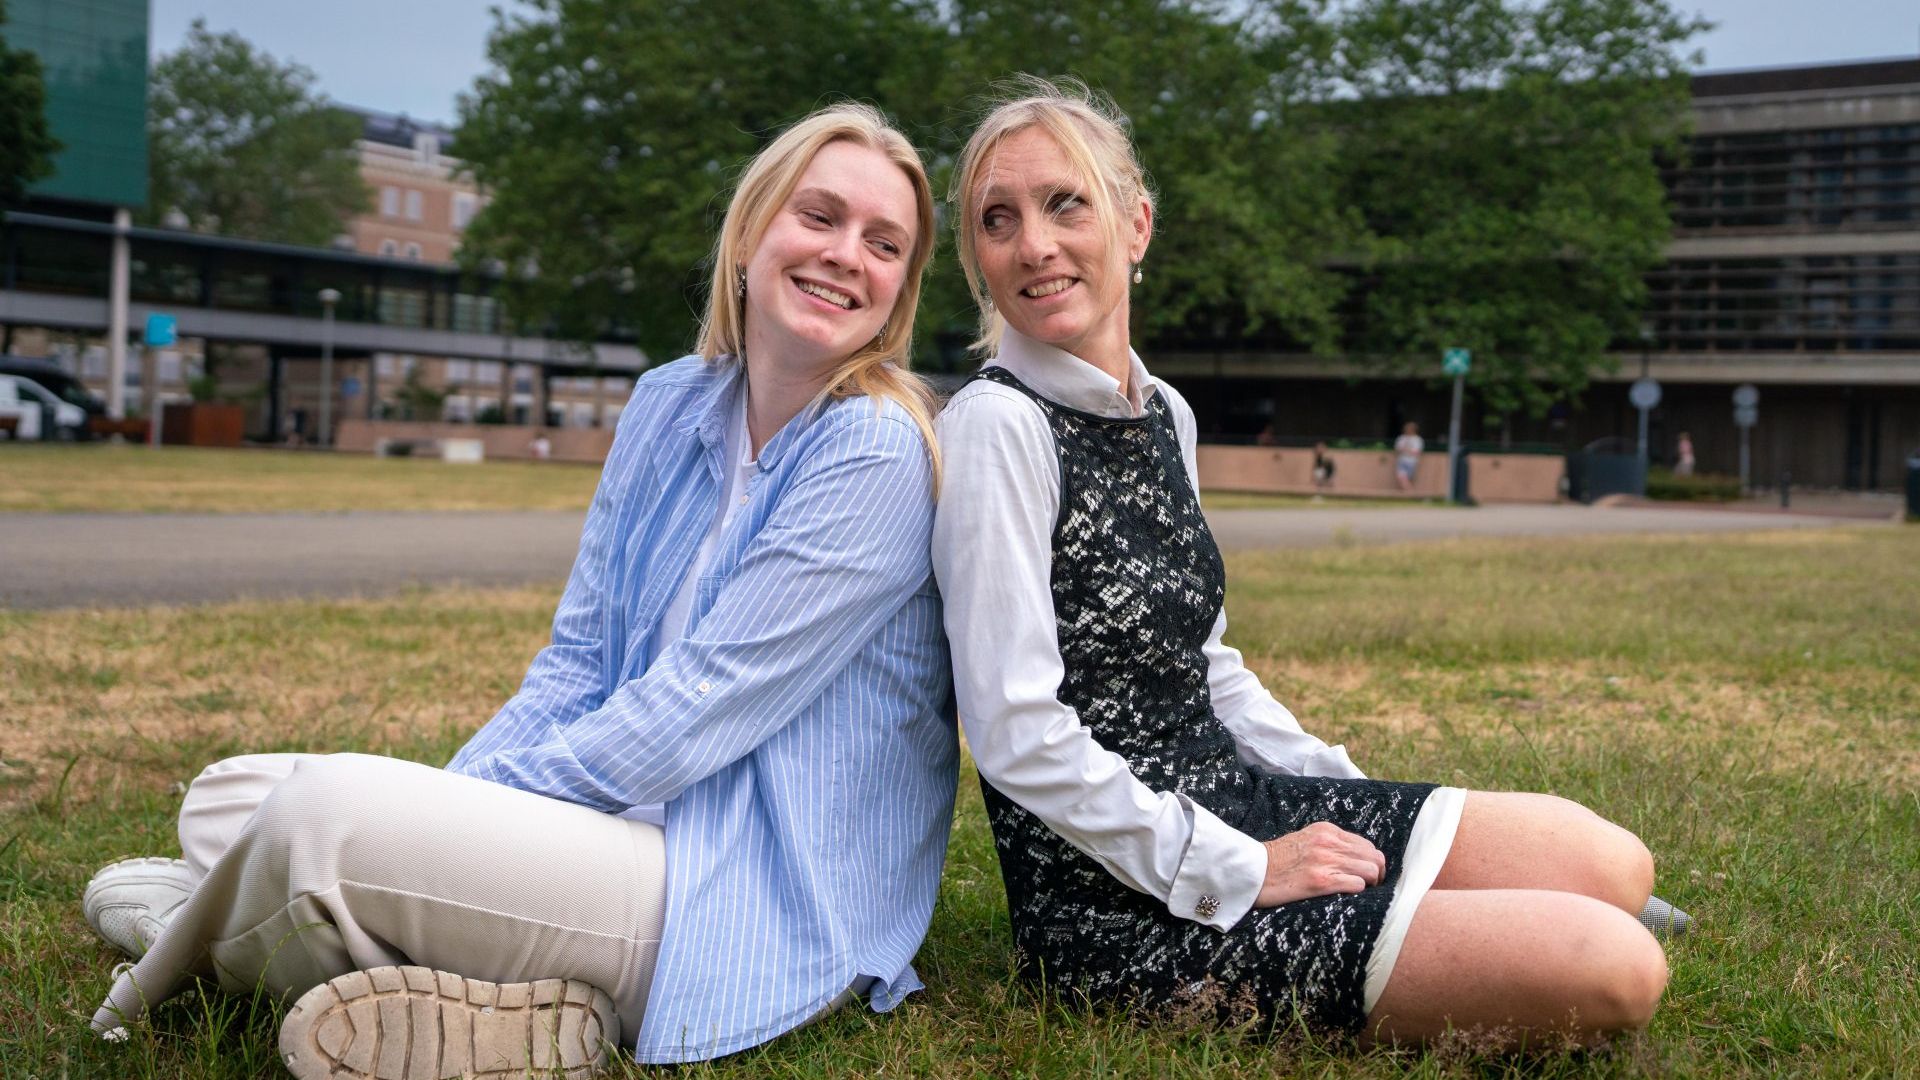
[11, 0, 149, 209]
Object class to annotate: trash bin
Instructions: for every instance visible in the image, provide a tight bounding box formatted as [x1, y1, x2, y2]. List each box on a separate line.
[1906, 450, 1920, 521]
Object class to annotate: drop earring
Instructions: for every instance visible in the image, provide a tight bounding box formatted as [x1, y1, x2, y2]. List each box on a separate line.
[735, 266, 747, 300]
[1131, 263, 1144, 285]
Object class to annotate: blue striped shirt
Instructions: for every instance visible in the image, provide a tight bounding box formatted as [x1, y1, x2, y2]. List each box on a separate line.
[447, 355, 957, 1063]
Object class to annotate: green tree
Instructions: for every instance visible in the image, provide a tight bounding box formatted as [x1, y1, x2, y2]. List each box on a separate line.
[146, 20, 369, 244]
[0, 0, 60, 206]
[454, 0, 943, 362]
[1330, 0, 1709, 418]
[925, 0, 1359, 355]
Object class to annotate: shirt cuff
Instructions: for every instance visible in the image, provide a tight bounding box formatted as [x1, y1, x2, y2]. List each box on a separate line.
[1165, 798, 1267, 931]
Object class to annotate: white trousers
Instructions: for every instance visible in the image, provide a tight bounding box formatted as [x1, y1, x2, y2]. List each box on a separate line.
[93, 753, 668, 1046]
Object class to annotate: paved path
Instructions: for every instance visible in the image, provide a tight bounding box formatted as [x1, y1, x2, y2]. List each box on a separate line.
[1, 504, 1884, 611]
[1205, 502, 1881, 553]
[0, 511, 587, 610]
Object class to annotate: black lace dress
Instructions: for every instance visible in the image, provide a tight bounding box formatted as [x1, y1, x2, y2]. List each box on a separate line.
[970, 366, 1438, 1032]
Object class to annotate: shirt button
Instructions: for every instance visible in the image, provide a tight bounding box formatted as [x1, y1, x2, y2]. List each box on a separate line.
[1195, 894, 1220, 919]
[738, 494, 749, 505]
[696, 680, 712, 694]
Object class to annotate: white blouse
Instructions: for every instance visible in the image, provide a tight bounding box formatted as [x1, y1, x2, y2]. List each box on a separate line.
[932, 328, 1364, 933]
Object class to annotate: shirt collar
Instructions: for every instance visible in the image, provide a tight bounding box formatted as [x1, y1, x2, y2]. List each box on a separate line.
[989, 326, 1161, 419]
[674, 356, 821, 470]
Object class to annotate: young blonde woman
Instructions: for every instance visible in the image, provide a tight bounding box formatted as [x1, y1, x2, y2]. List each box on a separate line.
[84, 103, 958, 1077]
[932, 78, 1669, 1047]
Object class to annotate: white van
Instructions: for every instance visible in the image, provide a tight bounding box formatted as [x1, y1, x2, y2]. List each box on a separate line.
[0, 373, 88, 441]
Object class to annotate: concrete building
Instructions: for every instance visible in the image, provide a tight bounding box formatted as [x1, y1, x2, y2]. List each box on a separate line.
[2, 0, 165, 416]
[338, 110, 633, 430]
[1161, 57, 1920, 491]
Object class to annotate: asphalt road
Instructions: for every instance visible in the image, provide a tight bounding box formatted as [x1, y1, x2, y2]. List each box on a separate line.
[0, 504, 1882, 611]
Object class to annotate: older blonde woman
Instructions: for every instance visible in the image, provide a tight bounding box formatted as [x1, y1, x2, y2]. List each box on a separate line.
[84, 103, 956, 1077]
[932, 78, 1668, 1048]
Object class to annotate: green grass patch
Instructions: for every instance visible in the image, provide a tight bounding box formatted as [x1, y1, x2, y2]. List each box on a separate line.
[0, 444, 600, 514]
[2, 530, 1916, 1076]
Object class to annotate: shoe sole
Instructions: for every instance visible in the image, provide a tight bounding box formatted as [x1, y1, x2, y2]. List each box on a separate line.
[279, 965, 617, 1080]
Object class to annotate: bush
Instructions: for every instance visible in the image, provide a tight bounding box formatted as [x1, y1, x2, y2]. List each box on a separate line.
[1646, 467, 1741, 501]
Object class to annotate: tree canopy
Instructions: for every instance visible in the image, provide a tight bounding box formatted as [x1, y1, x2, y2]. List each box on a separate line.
[146, 19, 368, 244]
[453, 0, 1707, 412]
[0, 0, 60, 207]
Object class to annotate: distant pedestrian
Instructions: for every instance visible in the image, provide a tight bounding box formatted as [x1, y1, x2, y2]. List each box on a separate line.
[1393, 421, 1423, 492]
[1675, 431, 1695, 477]
[529, 432, 552, 460]
[1311, 440, 1336, 496]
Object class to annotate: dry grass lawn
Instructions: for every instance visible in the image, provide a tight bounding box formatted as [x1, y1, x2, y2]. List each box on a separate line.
[1, 527, 1915, 1077]
[0, 444, 600, 514]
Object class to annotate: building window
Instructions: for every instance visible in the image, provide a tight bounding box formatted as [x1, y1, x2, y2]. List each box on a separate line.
[157, 350, 181, 383]
[404, 190, 423, 221]
[375, 353, 400, 378]
[381, 186, 400, 217]
[572, 402, 597, 428]
[415, 133, 441, 161]
[82, 346, 108, 379]
[474, 360, 502, 383]
[453, 192, 479, 231]
[445, 358, 473, 383]
[443, 395, 470, 422]
[379, 239, 398, 257]
[404, 242, 423, 261]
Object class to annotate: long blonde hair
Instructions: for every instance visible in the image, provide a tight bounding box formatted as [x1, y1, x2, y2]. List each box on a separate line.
[950, 76, 1155, 356]
[697, 103, 941, 480]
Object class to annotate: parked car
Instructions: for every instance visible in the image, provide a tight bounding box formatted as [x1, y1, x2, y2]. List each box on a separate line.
[0, 373, 88, 440]
[0, 356, 108, 420]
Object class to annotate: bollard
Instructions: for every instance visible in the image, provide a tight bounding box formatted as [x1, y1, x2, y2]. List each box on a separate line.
[1905, 451, 1920, 521]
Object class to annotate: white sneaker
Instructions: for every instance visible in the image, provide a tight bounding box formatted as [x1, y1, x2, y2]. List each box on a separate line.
[1638, 895, 1694, 939]
[82, 857, 195, 958]
[279, 965, 617, 1080]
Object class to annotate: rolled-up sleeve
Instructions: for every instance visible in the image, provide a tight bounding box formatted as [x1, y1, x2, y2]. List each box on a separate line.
[934, 385, 1267, 931]
[457, 412, 936, 809]
[447, 388, 647, 773]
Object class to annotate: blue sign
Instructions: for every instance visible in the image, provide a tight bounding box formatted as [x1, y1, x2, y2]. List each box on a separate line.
[1441, 347, 1471, 377]
[144, 313, 177, 348]
[340, 377, 362, 398]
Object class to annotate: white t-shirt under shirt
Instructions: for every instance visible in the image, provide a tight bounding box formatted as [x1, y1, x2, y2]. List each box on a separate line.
[622, 380, 757, 827]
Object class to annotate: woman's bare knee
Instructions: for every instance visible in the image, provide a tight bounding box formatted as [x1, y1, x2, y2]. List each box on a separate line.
[1366, 890, 1665, 1047]
[1587, 917, 1667, 1030]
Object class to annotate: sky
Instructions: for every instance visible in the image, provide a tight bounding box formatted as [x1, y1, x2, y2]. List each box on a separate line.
[148, 1, 1920, 125]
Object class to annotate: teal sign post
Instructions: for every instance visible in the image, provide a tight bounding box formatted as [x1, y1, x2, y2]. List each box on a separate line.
[142, 313, 178, 447]
[1442, 348, 1470, 503]
[144, 313, 176, 347]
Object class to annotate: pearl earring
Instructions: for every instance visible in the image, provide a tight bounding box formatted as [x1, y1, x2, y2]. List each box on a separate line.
[1132, 263, 1143, 285]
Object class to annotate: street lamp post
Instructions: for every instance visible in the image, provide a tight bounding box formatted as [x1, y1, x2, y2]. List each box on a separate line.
[318, 288, 341, 447]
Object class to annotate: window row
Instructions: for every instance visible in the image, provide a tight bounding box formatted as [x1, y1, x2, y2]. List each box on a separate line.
[376, 186, 482, 232]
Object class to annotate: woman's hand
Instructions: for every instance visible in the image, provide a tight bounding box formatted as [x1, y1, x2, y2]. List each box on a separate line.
[1255, 821, 1387, 907]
